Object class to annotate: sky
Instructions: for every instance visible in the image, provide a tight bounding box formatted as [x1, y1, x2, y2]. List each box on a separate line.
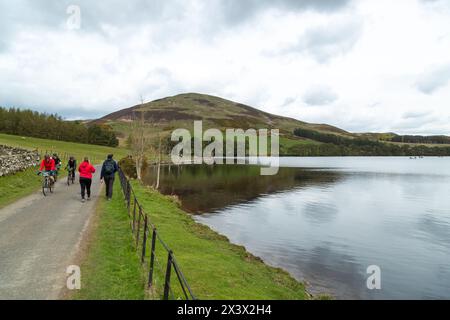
[0, 0, 449, 135]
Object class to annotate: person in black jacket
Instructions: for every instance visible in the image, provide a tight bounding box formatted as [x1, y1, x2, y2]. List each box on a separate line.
[100, 154, 118, 200]
[66, 156, 77, 181]
[52, 153, 62, 181]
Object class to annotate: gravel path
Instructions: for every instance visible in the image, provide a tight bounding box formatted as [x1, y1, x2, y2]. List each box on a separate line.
[0, 167, 102, 299]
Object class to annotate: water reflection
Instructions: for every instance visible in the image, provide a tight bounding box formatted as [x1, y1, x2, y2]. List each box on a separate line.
[143, 164, 343, 213]
[143, 158, 450, 299]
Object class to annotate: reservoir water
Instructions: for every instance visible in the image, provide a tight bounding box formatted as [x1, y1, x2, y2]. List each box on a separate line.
[144, 157, 450, 299]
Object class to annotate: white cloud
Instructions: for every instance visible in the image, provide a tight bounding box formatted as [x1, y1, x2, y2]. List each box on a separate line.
[303, 85, 339, 106]
[0, 0, 449, 135]
[416, 64, 450, 94]
[282, 19, 362, 63]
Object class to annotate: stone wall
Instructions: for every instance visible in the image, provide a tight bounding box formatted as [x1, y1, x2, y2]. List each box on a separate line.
[0, 145, 41, 177]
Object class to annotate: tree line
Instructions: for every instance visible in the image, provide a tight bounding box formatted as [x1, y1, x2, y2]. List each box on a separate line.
[0, 107, 119, 147]
[390, 135, 450, 144]
[293, 128, 450, 156]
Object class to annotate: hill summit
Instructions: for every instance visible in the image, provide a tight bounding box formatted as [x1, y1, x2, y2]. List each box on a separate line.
[98, 93, 347, 135]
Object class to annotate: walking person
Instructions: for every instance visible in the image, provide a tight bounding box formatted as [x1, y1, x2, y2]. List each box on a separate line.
[100, 154, 118, 201]
[78, 157, 96, 203]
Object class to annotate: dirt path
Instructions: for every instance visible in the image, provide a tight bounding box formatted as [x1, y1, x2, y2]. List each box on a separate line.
[0, 167, 102, 299]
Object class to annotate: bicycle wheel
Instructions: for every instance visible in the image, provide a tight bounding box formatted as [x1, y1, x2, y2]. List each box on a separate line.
[42, 177, 48, 196]
[67, 175, 70, 186]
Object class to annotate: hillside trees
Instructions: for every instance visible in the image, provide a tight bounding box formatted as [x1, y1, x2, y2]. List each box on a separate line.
[390, 135, 450, 144]
[293, 128, 450, 156]
[0, 107, 118, 147]
[87, 124, 119, 147]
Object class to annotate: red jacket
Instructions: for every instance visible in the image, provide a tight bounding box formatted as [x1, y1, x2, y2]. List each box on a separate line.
[40, 158, 55, 171]
[78, 161, 96, 179]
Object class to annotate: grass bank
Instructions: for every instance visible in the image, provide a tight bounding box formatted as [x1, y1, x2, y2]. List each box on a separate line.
[0, 168, 43, 208]
[130, 180, 309, 300]
[72, 182, 147, 300]
[72, 178, 309, 299]
[0, 133, 128, 208]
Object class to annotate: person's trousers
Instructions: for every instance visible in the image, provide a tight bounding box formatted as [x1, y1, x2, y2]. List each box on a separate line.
[105, 176, 115, 199]
[80, 177, 92, 199]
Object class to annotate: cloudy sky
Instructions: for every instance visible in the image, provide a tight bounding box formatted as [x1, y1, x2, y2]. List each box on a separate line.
[1, 0, 450, 134]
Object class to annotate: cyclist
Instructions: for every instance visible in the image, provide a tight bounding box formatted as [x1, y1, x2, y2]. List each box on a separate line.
[38, 154, 56, 183]
[52, 153, 62, 181]
[66, 156, 77, 181]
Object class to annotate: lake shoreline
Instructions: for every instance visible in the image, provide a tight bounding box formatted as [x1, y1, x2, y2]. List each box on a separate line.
[130, 180, 313, 299]
[191, 214, 332, 299]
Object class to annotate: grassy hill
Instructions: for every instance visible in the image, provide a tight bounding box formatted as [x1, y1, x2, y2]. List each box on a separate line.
[95, 93, 353, 155]
[95, 93, 450, 156]
[97, 93, 348, 133]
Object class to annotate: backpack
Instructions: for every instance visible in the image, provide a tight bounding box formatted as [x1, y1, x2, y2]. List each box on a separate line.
[104, 160, 115, 175]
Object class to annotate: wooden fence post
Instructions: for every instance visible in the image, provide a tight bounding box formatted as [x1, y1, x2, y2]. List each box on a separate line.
[163, 251, 173, 300]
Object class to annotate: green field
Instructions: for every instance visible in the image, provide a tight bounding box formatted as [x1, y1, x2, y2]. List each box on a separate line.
[0, 133, 128, 163]
[0, 133, 129, 208]
[279, 136, 322, 155]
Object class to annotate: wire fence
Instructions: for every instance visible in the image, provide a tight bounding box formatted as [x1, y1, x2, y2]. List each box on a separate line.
[118, 167, 196, 300]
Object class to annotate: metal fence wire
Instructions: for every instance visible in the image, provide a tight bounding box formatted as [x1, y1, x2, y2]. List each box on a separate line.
[118, 167, 196, 300]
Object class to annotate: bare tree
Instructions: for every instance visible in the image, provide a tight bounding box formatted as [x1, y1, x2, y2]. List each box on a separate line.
[129, 95, 147, 180]
[155, 134, 162, 189]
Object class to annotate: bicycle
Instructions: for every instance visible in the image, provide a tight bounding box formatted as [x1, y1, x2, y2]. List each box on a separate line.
[54, 164, 61, 182]
[67, 167, 75, 186]
[40, 171, 54, 196]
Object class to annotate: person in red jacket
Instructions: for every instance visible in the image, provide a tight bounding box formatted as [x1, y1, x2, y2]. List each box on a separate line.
[39, 154, 56, 172]
[39, 154, 56, 183]
[78, 157, 96, 202]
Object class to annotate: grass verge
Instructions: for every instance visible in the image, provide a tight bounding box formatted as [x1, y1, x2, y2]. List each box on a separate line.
[0, 167, 42, 208]
[71, 182, 147, 300]
[130, 180, 309, 300]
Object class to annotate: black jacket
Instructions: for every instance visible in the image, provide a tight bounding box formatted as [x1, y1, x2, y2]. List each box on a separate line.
[67, 159, 77, 169]
[100, 159, 118, 179]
